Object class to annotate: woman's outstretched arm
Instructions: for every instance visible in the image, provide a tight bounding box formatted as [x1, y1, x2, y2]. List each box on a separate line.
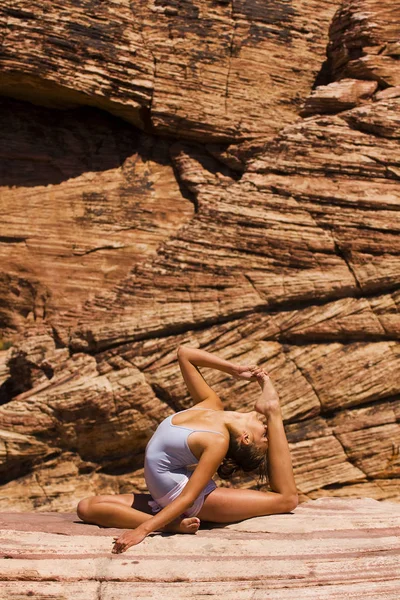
[112, 435, 227, 553]
[177, 345, 253, 408]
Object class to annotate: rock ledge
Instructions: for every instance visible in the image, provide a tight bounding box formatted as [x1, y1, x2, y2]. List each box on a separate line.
[1, 497, 400, 599]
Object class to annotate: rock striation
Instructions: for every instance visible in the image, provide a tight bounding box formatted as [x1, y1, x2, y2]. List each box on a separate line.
[0, 0, 342, 141]
[1, 498, 400, 598]
[0, 0, 399, 510]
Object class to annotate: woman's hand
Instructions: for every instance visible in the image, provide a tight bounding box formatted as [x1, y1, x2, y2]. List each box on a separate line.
[232, 364, 258, 380]
[251, 367, 269, 387]
[112, 527, 148, 554]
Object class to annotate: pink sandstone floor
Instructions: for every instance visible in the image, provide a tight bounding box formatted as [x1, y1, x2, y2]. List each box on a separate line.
[1, 497, 400, 599]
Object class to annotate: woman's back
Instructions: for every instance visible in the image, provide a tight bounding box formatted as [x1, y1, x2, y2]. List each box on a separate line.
[144, 408, 224, 501]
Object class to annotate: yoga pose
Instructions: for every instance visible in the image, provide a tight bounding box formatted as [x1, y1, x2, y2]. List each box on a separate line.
[77, 346, 298, 553]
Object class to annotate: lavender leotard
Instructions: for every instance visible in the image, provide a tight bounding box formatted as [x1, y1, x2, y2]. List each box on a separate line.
[144, 409, 224, 518]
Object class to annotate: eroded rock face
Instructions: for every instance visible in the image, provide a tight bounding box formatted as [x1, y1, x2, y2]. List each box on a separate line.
[0, 98, 194, 325]
[0, 0, 399, 510]
[328, 0, 400, 87]
[0, 0, 342, 141]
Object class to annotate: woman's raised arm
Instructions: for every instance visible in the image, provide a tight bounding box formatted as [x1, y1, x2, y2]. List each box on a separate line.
[177, 346, 254, 409]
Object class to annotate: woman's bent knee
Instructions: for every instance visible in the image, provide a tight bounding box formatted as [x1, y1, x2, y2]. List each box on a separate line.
[77, 497, 93, 522]
[282, 493, 298, 513]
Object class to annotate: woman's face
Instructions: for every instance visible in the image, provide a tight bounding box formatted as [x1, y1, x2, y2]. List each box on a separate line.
[246, 411, 268, 450]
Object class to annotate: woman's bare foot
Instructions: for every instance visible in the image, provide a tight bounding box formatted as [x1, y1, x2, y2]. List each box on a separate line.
[252, 369, 281, 415]
[164, 517, 200, 534]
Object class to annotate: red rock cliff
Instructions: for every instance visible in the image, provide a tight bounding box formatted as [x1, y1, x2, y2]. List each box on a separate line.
[0, 0, 399, 510]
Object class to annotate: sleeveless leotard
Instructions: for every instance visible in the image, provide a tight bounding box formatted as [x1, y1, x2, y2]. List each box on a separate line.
[144, 408, 225, 517]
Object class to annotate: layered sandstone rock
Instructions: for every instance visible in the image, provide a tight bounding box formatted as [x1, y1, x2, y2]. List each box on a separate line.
[0, 0, 399, 511]
[0, 0, 342, 141]
[1, 498, 400, 598]
[328, 0, 400, 87]
[0, 98, 194, 325]
[300, 78, 378, 116]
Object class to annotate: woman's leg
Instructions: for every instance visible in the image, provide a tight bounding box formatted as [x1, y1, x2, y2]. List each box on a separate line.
[77, 493, 152, 529]
[198, 376, 298, 523]
[197, 486, 297, 523]
[77, 492, 200, 533]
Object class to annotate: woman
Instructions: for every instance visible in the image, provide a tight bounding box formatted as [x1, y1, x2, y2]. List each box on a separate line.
[77, 346, 298, 553]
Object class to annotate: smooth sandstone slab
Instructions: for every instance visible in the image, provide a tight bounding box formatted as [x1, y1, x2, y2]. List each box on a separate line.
[2, 580, 400, 600]
[0, 498, 400, 599]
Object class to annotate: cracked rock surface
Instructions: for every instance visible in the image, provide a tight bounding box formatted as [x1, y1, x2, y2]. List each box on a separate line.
[0, 0, 399, 510]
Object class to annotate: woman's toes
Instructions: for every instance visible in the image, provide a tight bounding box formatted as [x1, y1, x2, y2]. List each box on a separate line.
[180, 517, 200, 533]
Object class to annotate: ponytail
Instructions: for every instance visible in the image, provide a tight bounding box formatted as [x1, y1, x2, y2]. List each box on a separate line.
[217, 434, 268, 483]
